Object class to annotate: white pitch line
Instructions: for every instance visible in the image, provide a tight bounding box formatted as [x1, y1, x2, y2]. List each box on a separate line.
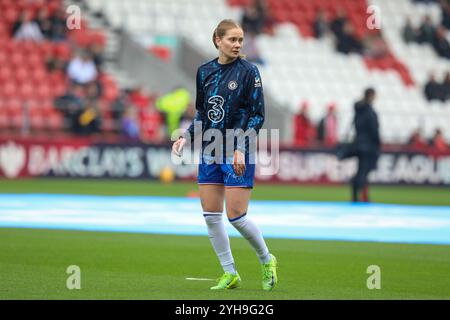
[185, 277, 215, 281]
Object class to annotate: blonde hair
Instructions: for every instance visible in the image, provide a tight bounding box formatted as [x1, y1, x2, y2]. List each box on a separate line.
[212, 19, 243, 49]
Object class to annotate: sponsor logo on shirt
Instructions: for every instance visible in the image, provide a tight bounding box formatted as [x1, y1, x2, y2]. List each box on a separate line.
[207, 95, 225, 123]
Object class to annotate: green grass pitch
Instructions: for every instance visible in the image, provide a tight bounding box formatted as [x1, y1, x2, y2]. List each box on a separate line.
[0, 178, 449, 299]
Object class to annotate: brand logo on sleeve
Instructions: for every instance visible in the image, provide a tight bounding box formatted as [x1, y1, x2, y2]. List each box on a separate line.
[254, 77, 261, 88]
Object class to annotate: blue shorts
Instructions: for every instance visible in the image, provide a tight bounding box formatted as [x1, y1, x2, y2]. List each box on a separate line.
[198, 161, 255, 188]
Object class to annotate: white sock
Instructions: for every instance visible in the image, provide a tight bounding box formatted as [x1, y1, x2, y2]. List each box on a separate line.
[203, 212, 237, 275]
[229, 213, 271, 264]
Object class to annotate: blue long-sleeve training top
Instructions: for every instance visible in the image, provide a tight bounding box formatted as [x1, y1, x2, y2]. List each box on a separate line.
[184, 57, 265, 155]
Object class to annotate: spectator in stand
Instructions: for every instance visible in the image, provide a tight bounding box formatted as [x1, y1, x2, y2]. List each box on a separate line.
[89, 43, 105, 69]
[417, 15, 436, 44]
[85, 81, 102, 100]
[330, 8, 348, 39]
[241, 4, 264, 36]
[413, 0, 439, 3]
[336, 22, 364, 55]
[34, 7, 53, 39]
[432, 26, 450, 59]
[293, 101, 315, 147]
[111, 90, 131, 127]
[317, 103, 338, 147]
[76, 99, 102, 136]
[12, 11, 44, 42]
[129, 86, 151, 111]
[241, 31, 264, 65]
[424, 72, 445, 101]
[54, 82, 85, 133]
[363, 30, 389, 59]
[313, 9, 329, 39]
[441, 71, 450, 100]
[350, 88, 380, 202]
[155, 87, 191, 139]
[179, 103, 196, 132]
[47, 54, 68, 73]
[50, 5, 68, 41]
[439, 0, 450, 30]
[402, 17, 418, 43]
[140, 98, 164, 142]
[121, 105, 140, 141]
[429, 128, 449, 151]
[67, 50, 98, 85]
[407, 128, 428, 150]
[254, 0, 274, 33]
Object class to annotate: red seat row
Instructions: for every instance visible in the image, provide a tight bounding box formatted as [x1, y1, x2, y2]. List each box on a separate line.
[0, 107, 64, 131]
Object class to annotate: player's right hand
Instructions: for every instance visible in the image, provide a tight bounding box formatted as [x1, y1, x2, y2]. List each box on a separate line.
[233, 150, 246, 176]
[172, 137, 186, 157]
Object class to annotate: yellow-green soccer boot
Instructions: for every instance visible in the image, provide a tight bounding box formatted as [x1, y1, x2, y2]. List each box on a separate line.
[261, 254, 277, 291]
[210, 272, 241, 290]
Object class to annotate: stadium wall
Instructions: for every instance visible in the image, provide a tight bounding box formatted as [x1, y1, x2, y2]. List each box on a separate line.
[117, 32, 196, 96]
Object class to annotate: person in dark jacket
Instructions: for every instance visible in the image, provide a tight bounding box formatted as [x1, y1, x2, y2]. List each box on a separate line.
[351, 88, 381, 202]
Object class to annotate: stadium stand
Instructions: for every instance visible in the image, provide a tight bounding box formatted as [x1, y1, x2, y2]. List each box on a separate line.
[86, 0, 449, 146]
[1, 0, 449, 148]
[0, 0, 121, 137]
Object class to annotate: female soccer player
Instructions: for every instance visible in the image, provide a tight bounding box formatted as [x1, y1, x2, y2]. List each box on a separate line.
[172, 19, 277, 291]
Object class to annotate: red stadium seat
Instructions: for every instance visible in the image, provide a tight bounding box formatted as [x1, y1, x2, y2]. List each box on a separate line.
[269, 0, 284, 12]
[102, 83, 119, 102]
[0, 66, 13, 82]
[101, 117, 116, 132]
[10, 52, 25, 67]
[0, 23, 8, 40]
[98, 100, 110, 113]
[10, 112, 23, 130]
[0, 33, 7, 47]
[20, 41, 39, 54]
[0, 97, 6, 109]
[47, 111, 64, 131]
[0, 0, 14, 10]
[47, 1, 61, 14]
[54, 42, 72, 60]
[27, 52, 44, 68]
[4, 7, 20, 24]
[40, 41, 54, 58]
[0, 51, 7, 65]
[31, 67, 48, 84]
[0, 111, 8, 130]
[149, 45, 171, 62]
[52, 81, 67, 97]
[90, 31, 106, 47]
[36, 83, 52, 100]
[29, 107, 46, 131]
[26, 99, 42, 116]
[48, 70, 66, 86]
[18, 82, 34, 100]
[14, 66, 29, 84]
[271, 9, 289, 22]
[6, 98, 22, 117]
[1, 82, 17, 99]
[40, 99, 55, 113]
[69, 30, 90, 47]
[4, 40, 17, 54]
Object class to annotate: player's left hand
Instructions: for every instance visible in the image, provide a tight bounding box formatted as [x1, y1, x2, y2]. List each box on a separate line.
[233, 150, 246, 176]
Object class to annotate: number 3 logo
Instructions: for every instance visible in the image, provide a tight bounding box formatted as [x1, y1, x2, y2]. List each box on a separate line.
[207, 95, 225, 123]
